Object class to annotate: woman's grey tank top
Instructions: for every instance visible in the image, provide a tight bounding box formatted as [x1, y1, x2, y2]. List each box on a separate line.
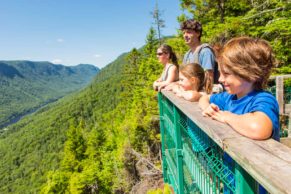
[161, 64, 174, 81]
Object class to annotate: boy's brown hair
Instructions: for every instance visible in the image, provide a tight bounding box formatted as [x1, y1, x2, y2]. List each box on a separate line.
[180, 63, 212, 94]
[219, 37, 275, 90]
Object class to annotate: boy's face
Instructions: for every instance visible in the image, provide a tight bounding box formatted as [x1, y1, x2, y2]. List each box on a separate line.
[219, 65, 254, 98]
[182, 29, 200, 45]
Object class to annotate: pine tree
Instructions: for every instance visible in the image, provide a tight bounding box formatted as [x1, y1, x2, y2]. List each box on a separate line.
[151, 2, 165, 45]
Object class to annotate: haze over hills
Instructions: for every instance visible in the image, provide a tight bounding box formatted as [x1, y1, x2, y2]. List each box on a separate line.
[0, 60, 99, 128]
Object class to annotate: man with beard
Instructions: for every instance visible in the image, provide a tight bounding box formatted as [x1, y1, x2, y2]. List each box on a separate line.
[180, 19, 219, 87]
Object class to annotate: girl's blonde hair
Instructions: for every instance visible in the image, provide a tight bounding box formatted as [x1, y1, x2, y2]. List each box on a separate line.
[180, 63, 212, 94]
[219, 36, 275, 90]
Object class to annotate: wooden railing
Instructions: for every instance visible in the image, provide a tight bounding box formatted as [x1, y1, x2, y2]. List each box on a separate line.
[158, 90, 291, 194]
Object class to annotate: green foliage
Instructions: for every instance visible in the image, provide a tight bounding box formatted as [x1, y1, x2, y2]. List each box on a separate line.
[147, 183, 172, 194]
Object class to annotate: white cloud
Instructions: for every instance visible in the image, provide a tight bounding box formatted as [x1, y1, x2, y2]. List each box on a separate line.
[57, 38, 64, 43]
[94, 54, 101, 58]
[24, 57, 32, 60]
[51, 59, 63, 64]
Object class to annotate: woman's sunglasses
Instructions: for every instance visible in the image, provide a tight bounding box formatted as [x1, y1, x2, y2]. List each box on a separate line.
[156, 52, 164, 56]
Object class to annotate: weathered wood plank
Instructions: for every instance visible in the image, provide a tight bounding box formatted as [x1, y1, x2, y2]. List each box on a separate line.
[284, 104, 291, 114]
[161, 90, 291, 194]
[270, 74, 291, 80]
[276, 76, 284, 114]
[280, 137, 291, 148]
[224, 138, 291, 194]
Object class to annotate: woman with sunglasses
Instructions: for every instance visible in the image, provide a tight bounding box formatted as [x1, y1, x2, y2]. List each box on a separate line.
[153, 44, 179, 91]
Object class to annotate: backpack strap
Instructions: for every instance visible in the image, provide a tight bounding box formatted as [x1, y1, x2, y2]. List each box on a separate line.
[194, 43, 220, 84]
[193, 43, 212, 64]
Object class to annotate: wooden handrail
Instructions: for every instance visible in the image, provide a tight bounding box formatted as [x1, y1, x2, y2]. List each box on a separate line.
[161, 90, 291, 194]
[270, 74, 291, 80]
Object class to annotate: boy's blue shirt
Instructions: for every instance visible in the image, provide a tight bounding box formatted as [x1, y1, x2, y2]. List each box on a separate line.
[210, 90, 280, 141]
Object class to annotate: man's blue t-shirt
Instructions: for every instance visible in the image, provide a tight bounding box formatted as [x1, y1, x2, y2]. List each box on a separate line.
[183, 47, 215, 70]
[210, 90, 280, 140]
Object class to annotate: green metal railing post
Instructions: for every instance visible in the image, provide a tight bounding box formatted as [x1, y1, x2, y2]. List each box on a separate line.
[235, 164, 256, 194]
[173, 106, 184, 194]
[158, 92, 168, 182]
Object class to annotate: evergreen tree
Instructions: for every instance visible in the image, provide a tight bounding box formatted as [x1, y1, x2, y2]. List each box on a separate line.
[151, 2, 165, 45]
[144, 27, 159, 58]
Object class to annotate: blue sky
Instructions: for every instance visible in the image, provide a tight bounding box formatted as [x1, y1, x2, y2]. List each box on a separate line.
[0, 0, 184, 68]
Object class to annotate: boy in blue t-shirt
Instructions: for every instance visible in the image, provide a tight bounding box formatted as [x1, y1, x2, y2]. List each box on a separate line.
[198, 37, 279, 193]
[199, 37, 279, 140]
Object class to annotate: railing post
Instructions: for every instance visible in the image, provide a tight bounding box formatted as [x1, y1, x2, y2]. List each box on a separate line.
[235, 164, 256, 194]
[276, 76, 284, 114]
[173, 106, 184, 194]
[158, 92, 168, 182]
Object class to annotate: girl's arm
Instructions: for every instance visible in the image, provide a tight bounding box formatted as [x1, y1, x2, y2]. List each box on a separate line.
[164, 82, 179, 91]
[178, 90, 203, 102]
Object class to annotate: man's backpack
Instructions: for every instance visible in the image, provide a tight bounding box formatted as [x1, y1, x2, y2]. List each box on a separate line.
[192, 43, 219, 84]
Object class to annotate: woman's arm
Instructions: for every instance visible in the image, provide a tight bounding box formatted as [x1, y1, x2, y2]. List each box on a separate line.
[158, 66, 178, 90]
[153, 75, 163, 90]
[165, 65, 178, 83]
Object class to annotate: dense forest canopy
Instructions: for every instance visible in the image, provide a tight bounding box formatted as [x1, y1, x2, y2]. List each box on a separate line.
[0, 0, 290, 193]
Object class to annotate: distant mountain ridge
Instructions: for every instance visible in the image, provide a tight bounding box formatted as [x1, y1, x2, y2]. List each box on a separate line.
[0, 60, 99, 78]
[0, 60, 100, 128]
[0, 62, 24, 78]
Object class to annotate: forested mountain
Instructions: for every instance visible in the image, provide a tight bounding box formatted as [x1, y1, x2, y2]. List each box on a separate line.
[0, 43, 165, 193]
[0, 0, 290, 193]
[0, 61, 99, 128]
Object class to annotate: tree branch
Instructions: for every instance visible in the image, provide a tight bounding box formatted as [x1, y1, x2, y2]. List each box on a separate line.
[243, 7, 284, 20]
[130, 148, 162, 173]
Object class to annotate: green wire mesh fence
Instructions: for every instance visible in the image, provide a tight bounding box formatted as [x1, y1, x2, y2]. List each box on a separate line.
[158, 93, 260, 194]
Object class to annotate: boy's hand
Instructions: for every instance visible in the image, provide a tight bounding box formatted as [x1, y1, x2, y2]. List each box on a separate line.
[209, 110, 229, 123]
[202, 103, 219, 116]
[202, 104, 229, 123]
